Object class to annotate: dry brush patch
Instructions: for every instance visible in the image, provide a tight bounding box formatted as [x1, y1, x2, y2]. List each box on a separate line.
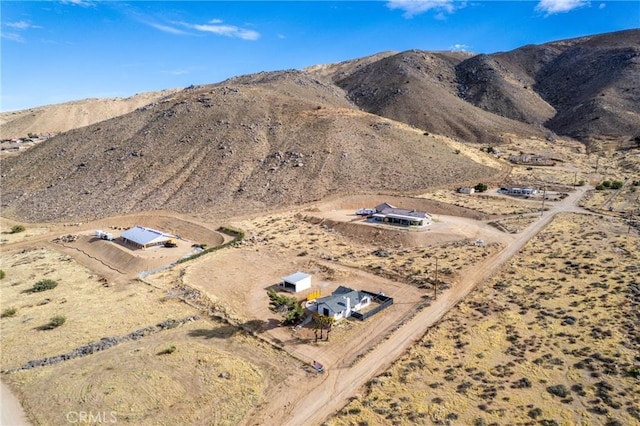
[329, 213, 639, 426]
[6, 319, 302, 426]
[0, 247, 196, 370]
[417, 189, 543, 216]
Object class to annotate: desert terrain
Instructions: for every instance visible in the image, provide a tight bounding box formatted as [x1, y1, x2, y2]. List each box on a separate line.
[1, 30, 639, 426]
[1, 132, 638, 425]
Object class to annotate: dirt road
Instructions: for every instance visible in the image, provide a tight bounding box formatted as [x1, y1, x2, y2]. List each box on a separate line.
[261, 186, 592, 426]
[1, 380, 30, 426]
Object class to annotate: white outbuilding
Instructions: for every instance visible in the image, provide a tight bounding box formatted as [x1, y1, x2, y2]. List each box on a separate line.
[280, 272, 312, 293]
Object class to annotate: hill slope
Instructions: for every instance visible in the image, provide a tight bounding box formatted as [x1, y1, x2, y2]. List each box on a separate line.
[1, 72, 499, 222]
[0, 90, 179, 139]
[309, 29, 639, 145]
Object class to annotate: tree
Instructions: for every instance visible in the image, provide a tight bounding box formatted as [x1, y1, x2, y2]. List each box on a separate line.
[267, 290, 304, 325]
[10, 225, 25, 234]
[474, 183, 488, 192]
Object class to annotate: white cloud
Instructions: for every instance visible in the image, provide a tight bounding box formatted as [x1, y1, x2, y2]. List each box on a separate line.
[162, 69, 190, 76]
[387, 0, 458, 18]
[1, 32, 25, 43]
[449, 43, 469, 52]
[148, 22, 187, 35]
[599, 2, 606, 9]
[209, 19, 223, 24]
[6, 21, 42, 30]
[535, 0, 589, 15]
[61, 0, 94, 7]
[191, 23, 260, 40]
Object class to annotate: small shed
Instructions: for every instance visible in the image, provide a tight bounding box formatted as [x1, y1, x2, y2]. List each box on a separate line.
[281, 272, 311, 293]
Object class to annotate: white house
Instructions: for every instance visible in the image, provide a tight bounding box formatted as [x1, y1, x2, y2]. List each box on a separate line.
[314, 286, 372, 321]
[370, 202, 432, 227]
[457, 187, 475, 195]
[280, 272, 312, 293]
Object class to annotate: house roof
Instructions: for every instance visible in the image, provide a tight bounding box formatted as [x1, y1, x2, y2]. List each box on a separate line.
[375, 202, 396, 212]
[317, 286, 363, 315]
[120, 225, 172, 245]
[282, 272, 311, 284]
[375, 202, 430, 220]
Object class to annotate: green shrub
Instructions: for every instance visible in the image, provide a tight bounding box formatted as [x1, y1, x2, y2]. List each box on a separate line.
[1, 307, 17, 318]
[547, 384, 569, 398]
[610, 181, 623, 189]
[47, 315, 66, 329]
[10, 225, 25, 234]
[602, 180, 611, 188]
[30, 279, 58, 293]
[267, 289, 304, 325]
[474, 183, 488, 192]
[595, 184, 605, 191]
[0, 270, 5, 280]
[158, 345, 176, 355]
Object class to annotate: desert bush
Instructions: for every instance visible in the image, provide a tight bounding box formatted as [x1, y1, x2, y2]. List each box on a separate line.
[47, 315, 66, 329]
[30, 279, 58, 293]
[610, 180, 623, 189]
[157, 345, 176, 355]
[595, 184, 605, 190]
[1, 307, 17, 318]
[10, 225, 25, 234]
[527, 407, 542, 419]
[547, 384, 569, 398]
[0, 270, 5, 279]
[474, 183, 488, 192]
[602, 180, 611, 188]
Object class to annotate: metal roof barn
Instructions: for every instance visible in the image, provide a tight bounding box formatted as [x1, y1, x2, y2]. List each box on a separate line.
[120, 226, 173, 249]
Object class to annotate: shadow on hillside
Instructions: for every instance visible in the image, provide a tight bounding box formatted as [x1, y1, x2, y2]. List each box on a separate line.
[188, 318, 282, 340]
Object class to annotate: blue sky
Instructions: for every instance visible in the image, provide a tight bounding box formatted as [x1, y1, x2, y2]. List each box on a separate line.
[1, 1, 638, 112]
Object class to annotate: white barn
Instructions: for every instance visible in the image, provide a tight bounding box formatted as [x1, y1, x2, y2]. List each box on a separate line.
[120, 225, 173, 249]
[280, 272, 312, 293]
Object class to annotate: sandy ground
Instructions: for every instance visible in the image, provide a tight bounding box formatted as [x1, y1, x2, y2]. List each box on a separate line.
[1, 379, 30, 426]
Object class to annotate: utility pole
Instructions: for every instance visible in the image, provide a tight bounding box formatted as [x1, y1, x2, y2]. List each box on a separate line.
[573, 172, 577, 187]
[595, 155, 600, 173]
[540, 187, 546, 216]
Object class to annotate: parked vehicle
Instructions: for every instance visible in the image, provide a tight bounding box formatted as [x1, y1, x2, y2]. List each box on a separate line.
[313, 360, 325, 373]
[356, 208, 375, 216]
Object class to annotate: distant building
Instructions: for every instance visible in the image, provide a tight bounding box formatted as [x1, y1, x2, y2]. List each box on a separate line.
[280, 272, 312, 293]
[509, 154, 554, 166]
[371, 202, 432, 227]
[504, 187, 538, 197]
[314, 286, 372, 321]
[120, 225, 174, 249]
[457, 187, 475, 195]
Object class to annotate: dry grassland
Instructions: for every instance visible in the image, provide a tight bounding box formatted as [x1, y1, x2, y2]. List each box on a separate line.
[8, 319, 301, 426]
[0, 219, 50, 245]
[330, 213, 639, 426]
[0, 247, 196, 370]
[417, 190, 543, 216]
[0, 245, 305, 425]
[236, 212, 501, 290]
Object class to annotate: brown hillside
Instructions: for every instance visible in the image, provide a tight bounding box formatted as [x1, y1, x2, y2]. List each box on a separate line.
[1, 71, 499, 222]
[458, 29, 640, 144]
[332, 50, 546, 143]
[0, 89, 179, 139]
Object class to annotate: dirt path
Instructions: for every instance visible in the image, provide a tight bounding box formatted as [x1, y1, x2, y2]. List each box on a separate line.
[250, 185, 592, 426]
[0, 380, 30, 426]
